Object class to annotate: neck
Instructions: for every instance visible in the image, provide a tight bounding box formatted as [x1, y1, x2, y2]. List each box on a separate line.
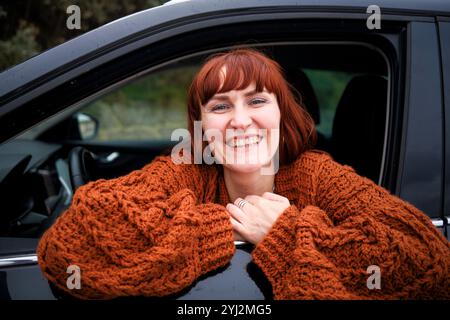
[223, 167, 275, 203]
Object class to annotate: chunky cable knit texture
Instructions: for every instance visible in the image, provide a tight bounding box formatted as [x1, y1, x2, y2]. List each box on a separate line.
[37, 150, 450, 299]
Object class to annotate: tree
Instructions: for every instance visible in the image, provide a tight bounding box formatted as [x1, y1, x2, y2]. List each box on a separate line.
[0, 0, 166, 71]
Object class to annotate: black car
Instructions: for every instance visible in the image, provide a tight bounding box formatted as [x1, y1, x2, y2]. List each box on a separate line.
[0, 0, 449, 299]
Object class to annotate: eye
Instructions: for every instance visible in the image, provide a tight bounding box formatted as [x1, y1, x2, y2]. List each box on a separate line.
[211, 104, 230, 112]
[249, 98, 267, 105]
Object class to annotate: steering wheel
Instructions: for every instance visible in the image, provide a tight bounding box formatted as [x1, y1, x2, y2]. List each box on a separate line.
[68, 146, 97, 191]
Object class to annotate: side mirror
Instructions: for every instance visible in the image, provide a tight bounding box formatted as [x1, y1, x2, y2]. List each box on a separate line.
[73, 113, 99, 140]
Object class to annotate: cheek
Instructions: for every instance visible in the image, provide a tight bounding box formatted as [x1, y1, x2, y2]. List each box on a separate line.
[255, 105, 281, 129]
[201, 115, 228, 141]
[272, 108, 281, 128]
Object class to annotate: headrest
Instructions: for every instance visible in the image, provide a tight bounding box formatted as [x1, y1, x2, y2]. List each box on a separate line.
[285, 69, 320, 124]
[331, 75, 388, 181]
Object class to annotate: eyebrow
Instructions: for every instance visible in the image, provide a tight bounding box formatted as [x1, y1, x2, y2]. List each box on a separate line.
[210, 89, 266, 101]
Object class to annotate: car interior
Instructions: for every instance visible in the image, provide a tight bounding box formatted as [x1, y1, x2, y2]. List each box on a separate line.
[0, 43, 389, 244]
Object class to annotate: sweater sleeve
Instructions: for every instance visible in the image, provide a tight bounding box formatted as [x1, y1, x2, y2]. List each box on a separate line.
[252, 155, 450, 299]
[37, 156, 235, 300]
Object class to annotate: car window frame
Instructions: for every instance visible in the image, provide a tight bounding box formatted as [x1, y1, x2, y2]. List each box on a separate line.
[0, 14, 414, 277]
[437, 18, 450, 239]
[396, 21, 444, 220]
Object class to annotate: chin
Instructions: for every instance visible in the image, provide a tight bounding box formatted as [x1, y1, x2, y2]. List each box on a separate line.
[222, 154, 274, 174]
[224, 162, 265, 174]
[214, 141, 278, 173]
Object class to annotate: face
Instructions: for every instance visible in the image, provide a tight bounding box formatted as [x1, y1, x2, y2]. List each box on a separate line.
[200, 80, 281, 174]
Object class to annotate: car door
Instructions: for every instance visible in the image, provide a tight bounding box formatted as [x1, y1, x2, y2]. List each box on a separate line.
[396, 20, 447, 238]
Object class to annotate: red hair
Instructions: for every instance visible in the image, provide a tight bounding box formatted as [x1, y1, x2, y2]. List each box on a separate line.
[187, 48, 317, 165]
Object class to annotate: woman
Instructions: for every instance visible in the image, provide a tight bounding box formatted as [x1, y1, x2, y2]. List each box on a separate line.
[37, 48, 450, 300]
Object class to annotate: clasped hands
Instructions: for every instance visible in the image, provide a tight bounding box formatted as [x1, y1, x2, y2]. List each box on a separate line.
[226, 192, 291, 245]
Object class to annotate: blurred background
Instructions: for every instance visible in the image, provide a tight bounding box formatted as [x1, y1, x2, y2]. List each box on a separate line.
[0, 0, 165, 71]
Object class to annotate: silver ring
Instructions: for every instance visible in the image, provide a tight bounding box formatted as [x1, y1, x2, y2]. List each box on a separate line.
[237, 199, 248, 209]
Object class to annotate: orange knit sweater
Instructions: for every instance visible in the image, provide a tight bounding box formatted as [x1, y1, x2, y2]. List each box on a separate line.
[37, 150, 450, 299]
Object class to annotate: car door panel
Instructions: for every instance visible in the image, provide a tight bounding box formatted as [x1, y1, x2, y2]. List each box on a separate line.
[437, 19, 450, 240]
[397, 22, 444, 220]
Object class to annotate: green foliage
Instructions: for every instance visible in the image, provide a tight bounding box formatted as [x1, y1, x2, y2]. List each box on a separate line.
[0, 20, 40, 70]
[304, 69, 354, 137]
[82, 66, 199, 141]
[0, 0, 167, 71]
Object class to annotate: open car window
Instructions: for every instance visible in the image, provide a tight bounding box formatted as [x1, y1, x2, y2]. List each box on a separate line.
[79, 66, 198, 142]
[0, 42, 390, 241]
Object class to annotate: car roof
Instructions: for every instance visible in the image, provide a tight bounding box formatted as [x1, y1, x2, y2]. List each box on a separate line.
[0, 0, 449, 99]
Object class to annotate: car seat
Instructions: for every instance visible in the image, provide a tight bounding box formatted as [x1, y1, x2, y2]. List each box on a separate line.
[285, 68, 329, 151]
[330, 75, 388, 182]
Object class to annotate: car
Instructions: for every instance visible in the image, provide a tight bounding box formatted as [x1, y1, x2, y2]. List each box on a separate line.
[0, 0, 449, 300]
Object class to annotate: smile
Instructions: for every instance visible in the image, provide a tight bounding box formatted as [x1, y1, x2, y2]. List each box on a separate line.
[226, 135, 262, 148]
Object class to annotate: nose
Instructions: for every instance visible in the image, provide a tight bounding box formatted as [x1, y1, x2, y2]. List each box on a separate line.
[230, 105, 252, 129]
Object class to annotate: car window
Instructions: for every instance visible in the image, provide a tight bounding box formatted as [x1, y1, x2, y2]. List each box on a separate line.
[79, 65, 199, 142]
[303, 69, 354, 139]
[0, 41, 391, 253]
[82, 66, 354, 143]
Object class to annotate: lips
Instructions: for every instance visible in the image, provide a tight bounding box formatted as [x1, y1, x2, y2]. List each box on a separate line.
[226, 135, 262, 148]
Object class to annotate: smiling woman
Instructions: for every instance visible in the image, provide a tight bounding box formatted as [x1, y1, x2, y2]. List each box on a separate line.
[36, 48, 450, 300]
[188, 48, 316, 168]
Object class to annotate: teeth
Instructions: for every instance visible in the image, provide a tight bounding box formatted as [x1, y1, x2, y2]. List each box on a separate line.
[228, 136, 261, 148]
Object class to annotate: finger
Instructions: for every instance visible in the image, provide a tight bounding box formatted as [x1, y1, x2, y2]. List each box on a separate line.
[234, 197, 255, 212]
[261, 192, 289, 203]
[226, 203, 245, 223]
[233, 230, 245, 242]
[244, 195, 269, 209]
[230, 216, 246, 237]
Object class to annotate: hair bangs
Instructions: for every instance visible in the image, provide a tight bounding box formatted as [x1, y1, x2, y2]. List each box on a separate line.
[198, 51, 279, 106]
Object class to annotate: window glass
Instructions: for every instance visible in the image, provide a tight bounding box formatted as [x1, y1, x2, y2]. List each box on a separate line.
[303, 69, 354, 138]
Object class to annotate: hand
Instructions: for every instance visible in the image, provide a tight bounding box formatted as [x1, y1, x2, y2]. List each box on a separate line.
[226, 192, 291, 245]
[233, 231, 245, 242]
